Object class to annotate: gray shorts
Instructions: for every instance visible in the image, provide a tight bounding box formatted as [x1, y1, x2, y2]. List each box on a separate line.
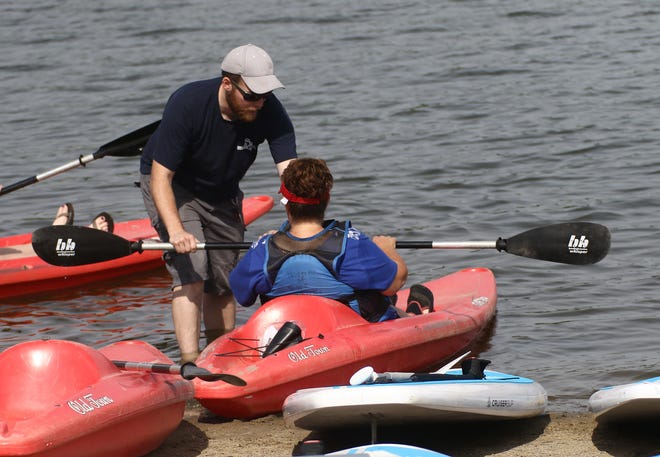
[140, 174, 245, 295]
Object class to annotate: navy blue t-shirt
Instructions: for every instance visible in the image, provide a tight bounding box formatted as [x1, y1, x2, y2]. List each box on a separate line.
[140, 77, 297, 203]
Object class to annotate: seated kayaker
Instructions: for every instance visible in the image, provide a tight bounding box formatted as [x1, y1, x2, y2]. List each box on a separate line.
[52, 202, 115, 233]
[229, 158, 409, 322]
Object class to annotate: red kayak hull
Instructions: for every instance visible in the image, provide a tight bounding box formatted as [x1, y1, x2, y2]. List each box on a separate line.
[0, 339, 193, 457]
[0, 195, 273, 299]
[193, 267, 497, 419]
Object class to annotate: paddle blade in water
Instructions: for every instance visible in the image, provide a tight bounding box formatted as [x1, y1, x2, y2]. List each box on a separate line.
[32, 225, 133, 266]
[503, 222, 611, 265]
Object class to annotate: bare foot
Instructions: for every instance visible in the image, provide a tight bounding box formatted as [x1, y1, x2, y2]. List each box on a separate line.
[89, 214, 110, 232]
[52, 203, 74, 226]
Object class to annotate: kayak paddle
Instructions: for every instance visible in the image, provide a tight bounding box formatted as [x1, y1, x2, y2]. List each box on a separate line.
[112, 360, 246, 385]
[350, 351, 472, 385]
[0, 120, 160, 197]
[31, 221, 611, 267]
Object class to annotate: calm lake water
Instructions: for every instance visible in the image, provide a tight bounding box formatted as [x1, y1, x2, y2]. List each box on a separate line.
[1, 0, 659, 413]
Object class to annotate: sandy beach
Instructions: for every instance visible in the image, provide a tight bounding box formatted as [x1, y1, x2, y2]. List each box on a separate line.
[147, 401, 658, 457]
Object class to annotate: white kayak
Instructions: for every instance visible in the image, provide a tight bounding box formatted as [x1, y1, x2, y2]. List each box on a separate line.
[589, 376, 660, 423]
[283, 366, 547, 431]
[327, 443, 451, 456]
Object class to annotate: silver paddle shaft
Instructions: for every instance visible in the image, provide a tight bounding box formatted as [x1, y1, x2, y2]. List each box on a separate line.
[136, 241, 497, 252]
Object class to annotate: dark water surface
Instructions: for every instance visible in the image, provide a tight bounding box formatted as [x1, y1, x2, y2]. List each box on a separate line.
[1, 1, 659, 413]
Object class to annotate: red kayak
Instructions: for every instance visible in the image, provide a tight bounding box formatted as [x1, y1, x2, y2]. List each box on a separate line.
[0, 195, 273, 299]
[0, 339, 193, 457]
[193, 267, 497, 419]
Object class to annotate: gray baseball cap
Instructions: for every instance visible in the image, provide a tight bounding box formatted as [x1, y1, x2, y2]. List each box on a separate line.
[221, 44, 284, 94]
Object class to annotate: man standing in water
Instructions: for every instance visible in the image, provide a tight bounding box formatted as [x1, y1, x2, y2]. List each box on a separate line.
[140, 44, 297, 363]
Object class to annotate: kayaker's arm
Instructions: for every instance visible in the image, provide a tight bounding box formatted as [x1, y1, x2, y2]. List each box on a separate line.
[372, 235, 408, 296]
[150, 161, 198, 253]
[276, 158, 295, 176]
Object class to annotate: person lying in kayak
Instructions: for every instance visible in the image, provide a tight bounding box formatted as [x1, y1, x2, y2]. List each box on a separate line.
[0, 203, 115, 264]
[52, 202, 114, 233]
[230, 158, 433, 321]
[0, 186, 112, 232]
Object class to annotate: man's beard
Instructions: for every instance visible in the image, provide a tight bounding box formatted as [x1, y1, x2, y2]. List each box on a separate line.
[226, 92, 259, 123]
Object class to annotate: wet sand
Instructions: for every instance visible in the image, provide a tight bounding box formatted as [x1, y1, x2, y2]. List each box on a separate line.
[147, 401, 659, 457]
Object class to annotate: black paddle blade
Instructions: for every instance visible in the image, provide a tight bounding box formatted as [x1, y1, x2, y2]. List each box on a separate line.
[32, 225, 133, 266]
[502, 222, 611, 265]
[94, 120, 161, 158]
[180, 363, 247, 386]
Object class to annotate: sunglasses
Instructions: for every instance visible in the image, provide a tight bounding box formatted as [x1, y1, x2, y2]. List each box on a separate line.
[230, 80, 269, 102]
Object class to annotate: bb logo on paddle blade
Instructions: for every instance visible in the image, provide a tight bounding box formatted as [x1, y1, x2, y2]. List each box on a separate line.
[55, 238, 77, 257]
[567, 234, 589, 254]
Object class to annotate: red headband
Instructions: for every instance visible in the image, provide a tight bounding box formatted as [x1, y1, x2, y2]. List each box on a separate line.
[279, 182, 324, 205]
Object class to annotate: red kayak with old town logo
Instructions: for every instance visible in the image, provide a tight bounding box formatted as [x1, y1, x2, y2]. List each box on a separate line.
[0, 339, 193, 457]
[193, 267, 497, 419]
[0, 195, 273, 299]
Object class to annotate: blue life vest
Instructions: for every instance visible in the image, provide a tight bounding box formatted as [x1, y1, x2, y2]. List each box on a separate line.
[262, 220, 398, 322]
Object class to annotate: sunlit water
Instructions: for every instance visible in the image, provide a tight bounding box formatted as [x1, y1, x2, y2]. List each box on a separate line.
[1, 0, 659, 413]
